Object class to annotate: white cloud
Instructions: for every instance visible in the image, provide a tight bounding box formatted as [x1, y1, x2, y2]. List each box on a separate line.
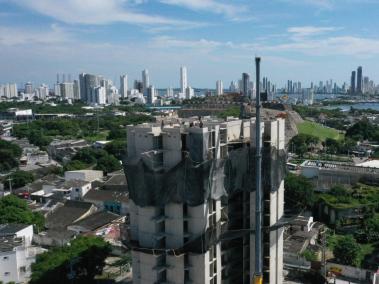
[159, 0, 250, 20]
[0, 24, 71, 45]
[151, 36, 224, 50]
[266, 35, 379, 56]
[12, 0, 199, 27]
[287, 26, 341, 38]
[280, 0, 334, 9]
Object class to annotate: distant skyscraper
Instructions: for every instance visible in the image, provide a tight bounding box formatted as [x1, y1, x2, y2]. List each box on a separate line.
[142, 69, 149, 94]
[1, 83, 18, 98]
[363, 76, 369, 93]
[134, 80, 143, 93]
[79, 73, 86, 101]
[180, 66, 188, 94]
[166, 87, 174, 98]
[36, 84, 49, 100]
[357, 66, 363, 94]
[146, 85, 156, 105]
[242, 73, 250, 97]
[120, 75, 128, 98]
[73, 80, 80, 100]
[107, 86, 119, 105]
[351, 71, 356, 94]
[79, 73, 102, 103]
[216, 80, 223, 96]
[185, 86, 194, 100]
[24, 82, 33, 94]
[10, 84, 17, 98]
[60, 82, 75, 100]
[94, 86, 106, 105]
[229, 81, 238, 92]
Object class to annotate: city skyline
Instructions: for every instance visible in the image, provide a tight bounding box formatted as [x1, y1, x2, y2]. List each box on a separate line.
[1, 0, 379, 87]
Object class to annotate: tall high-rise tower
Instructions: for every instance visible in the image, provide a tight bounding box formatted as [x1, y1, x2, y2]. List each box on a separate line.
[24, 82, 33, 94]
[351, 71, 356, 94]
[357, 66, 363, 94]
[180, 66, 188, 94]
[120, 75, 128, 98]
[216, 80, 223, 96]
[124, 116, 285, 284]
[242, 73, 250, 97]
[142, 69, 149, 94]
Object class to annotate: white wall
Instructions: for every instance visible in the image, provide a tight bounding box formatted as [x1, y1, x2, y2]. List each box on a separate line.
[165, 203, 184, 248]
[16, 225, 34, 246]
[70, 183, 91, 200]
[65, 170, 103, 182]
[0, 250, 19, 283]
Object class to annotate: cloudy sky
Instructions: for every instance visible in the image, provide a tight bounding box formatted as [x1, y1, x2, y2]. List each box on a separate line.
[1, 0, 379, 88]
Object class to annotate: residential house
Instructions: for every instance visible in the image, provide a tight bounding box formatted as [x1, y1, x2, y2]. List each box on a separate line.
[0, 224, 45, 283]
[83, 189, 129, 216]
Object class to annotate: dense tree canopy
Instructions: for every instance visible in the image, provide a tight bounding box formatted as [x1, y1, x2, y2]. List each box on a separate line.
[333, 235, 360, 266]
[346, 119, 379, 141]
[0, 195, 44, 231]
[94, 154, 121, 174]
[0, 140, 22, 172]
[284, 173, 315, 211]
[30, 236, 111, 284]
[12, 112, 153, 147]
[64, 148, 121, 174]
[289, 134, 320, 157]
[104, 140, 127, 160]
[323, 138, 356, 155]
[4, 170, 35, 190]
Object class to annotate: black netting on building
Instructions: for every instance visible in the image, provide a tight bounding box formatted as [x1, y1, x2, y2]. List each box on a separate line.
[123, 145, 286, 207]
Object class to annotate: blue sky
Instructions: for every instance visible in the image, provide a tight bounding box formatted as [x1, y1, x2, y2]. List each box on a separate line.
[1, 0, 379, 88]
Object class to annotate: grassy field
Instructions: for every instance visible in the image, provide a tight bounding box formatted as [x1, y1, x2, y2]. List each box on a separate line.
[298, 121, 344, 141]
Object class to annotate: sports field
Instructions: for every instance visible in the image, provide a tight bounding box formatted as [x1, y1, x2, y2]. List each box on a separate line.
[297, 121, 344, 141]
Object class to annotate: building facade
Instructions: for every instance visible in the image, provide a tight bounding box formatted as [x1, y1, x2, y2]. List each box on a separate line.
[124, 116, 285, 284]
[181, 66, 188, 94]
[120, 75, 128, 98]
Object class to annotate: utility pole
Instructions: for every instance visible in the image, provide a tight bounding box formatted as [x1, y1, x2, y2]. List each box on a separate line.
[254, 56, 263, 284]
[321, 228, 327, 281]
[7, 176, 12, 194]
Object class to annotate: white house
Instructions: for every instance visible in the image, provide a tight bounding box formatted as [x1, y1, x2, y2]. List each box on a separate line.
[65, 170, 103, 183]
[0, 224, 45, 284]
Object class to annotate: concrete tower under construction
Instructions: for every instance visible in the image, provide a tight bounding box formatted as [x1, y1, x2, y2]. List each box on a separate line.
[123, 116, 285, 284]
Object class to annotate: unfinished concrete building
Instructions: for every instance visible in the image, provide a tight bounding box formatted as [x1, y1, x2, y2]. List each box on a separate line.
[123, 116, 286, 284]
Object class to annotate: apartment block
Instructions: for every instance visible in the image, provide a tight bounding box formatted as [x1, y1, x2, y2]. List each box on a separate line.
[124, 116, 286, 284]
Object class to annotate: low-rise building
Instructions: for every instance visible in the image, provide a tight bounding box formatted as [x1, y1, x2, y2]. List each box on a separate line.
[47, 139, 89, 163]
[300, 160, 379, 189]
[65, 169, 103, 183]
[83, 189, 129, 216]
[35, 200, 97, 246]
[0, 224, 45, 284]
[283, 216, 323, 269]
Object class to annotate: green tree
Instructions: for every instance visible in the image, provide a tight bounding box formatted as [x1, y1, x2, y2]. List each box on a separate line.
[217, 106, 240, 120]
[330, 185, 348, 196]
[284, 173, 315, 211]
[0, 140, 22, 172]
[0, 195, 44, 231]
[4, 170, 35, 189]
[346, 119, 379, 141]
[363, 214, 379, 242]
[95, 154, 121, 174]
[289, 134, 320, 157]
[71, 148, 98, 165]
[64, 160, 89, 171]
[104, 140, 127, 160]
[301, 249, 317, 262]
[333, 235, 360, 266]
[107, 128, 127, 140]
[30, 236, 111, 284]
